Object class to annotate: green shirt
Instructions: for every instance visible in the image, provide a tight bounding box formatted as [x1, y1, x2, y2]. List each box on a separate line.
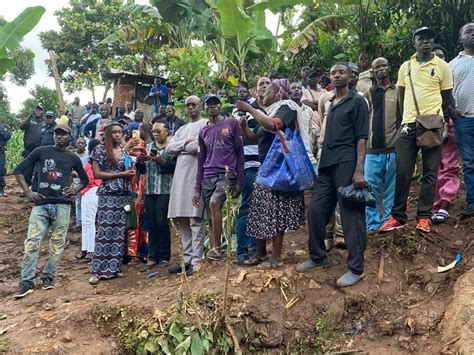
[143, 142, 176, 195]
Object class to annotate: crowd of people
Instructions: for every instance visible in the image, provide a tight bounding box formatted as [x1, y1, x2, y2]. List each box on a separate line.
[2, 23, 473, 299]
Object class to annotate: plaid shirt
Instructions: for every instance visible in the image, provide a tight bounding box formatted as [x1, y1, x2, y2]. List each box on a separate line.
[143, 142, 176, 195]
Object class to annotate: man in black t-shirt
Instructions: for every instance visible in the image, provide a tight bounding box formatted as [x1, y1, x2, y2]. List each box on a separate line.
[13, 124, 88, 299]
[297, 63, 369, 288]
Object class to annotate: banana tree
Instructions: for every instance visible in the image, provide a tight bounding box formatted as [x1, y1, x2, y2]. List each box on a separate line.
[209, 0, 275, 80]
[0, 6, 45, 76]
[287, 0, 378, 57]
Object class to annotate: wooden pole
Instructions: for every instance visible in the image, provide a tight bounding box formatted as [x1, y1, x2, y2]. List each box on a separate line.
[49, 52, 65, 114]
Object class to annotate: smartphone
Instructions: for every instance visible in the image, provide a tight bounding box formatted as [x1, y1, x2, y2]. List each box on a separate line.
[132, 130, 140, 139]
[150, 148, 158, 156]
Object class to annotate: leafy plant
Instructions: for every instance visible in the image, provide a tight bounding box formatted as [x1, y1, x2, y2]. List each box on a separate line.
[0, 6, 45, 76]
[168, 47, 212, 100]
[5, 130, 23, 173]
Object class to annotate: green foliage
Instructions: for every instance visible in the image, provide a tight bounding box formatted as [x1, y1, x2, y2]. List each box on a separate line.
[94, 300, 234, 355]
[118, 316, 232, 355]
[0, 337, 10, 352]
[369, 231, 421, 257]
[5, 130, 24, 173]
[0, 6, 44, 77]
[5, 48, 35, 86]
[168, 47, 212, 100]
[18, 85, 59, 120]
[39, 0, 134, 93]
[0, 84, 18, 128]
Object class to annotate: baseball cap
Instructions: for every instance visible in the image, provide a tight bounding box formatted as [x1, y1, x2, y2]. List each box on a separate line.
[413, 27, 435, 39]
[203, 94, 221, 104]
[45, 111, 55, 117]
[36, 103, 44, 110]
[54, 124, 72, 134]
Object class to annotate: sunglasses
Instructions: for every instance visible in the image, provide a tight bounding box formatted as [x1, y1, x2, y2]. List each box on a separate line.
[151, 130, 166, 133]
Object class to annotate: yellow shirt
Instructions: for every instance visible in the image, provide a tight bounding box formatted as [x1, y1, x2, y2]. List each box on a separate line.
[397, 53, 453, 124]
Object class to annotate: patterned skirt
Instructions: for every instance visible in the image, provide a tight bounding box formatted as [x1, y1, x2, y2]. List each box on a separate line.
[91, 195, 128, 279]
[247, 184, 305, 239]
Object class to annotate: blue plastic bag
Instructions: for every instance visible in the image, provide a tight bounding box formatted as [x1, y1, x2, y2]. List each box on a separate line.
[256, 127, 316, 192]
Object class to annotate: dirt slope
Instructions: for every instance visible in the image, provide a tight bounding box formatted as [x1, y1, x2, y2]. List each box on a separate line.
[0, 176, 472, 353]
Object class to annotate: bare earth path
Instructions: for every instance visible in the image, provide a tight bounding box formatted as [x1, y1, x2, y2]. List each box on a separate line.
[0, 176, 472, 353]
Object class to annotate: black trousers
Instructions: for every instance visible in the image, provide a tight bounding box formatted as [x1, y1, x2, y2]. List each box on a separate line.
[392, 124, 442, 223]
[145, 194, 171, 262]
[308, 161, 366, 275]
[0, 152, 5, 190]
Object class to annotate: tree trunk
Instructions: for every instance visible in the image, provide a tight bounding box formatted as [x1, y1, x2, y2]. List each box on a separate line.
[49, 52, 65, 114]
[102, 83, 111, 103]
[90, 86, 96, 104]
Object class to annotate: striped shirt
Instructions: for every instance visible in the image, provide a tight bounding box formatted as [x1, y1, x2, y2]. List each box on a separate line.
[449, 51, 474, 117]
[232, 107, 260, 170]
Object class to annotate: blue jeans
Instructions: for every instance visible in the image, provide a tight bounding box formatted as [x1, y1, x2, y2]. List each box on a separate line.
[20, 204, 71, 286]
[364, 153, 396, 231]
[236, 167, 258, 260]
[75, 193, 82, 225]
[454, 117, 474, 205]
[72, 123, 83, 144]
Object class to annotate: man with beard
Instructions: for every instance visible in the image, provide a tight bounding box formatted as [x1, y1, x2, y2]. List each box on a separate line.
[167, 96, 208, 275]
[13, 124, 88, 298]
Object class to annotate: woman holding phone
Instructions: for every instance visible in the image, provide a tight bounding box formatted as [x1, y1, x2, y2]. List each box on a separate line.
[89, 121, 138, 285]
[137, 122, 176, 272]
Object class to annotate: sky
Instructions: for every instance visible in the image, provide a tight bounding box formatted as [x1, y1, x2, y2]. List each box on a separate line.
[2, 1, 279, 114]
[2, 0, 143, 114]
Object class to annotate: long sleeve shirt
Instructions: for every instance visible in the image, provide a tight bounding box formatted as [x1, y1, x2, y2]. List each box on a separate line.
[195, 118, 245, 194]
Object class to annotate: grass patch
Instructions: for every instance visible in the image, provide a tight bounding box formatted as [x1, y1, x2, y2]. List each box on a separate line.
[313, 314, 342, 354]
[369, 232, 422, 257]
[0, 337, 10, 352]
[89, 292, 237, 355]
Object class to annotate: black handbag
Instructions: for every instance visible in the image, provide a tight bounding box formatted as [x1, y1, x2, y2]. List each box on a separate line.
[338, 184, 376, 208]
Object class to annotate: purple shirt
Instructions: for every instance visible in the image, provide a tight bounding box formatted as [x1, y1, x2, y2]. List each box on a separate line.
[195, 118, 245, 193]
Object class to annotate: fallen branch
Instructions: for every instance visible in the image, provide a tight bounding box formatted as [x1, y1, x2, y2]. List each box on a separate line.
[225, 322, 242, 355]
[377, 253, 384, 284]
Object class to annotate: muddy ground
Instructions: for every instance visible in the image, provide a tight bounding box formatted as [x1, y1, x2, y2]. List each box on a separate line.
[0, 175, 472, 354]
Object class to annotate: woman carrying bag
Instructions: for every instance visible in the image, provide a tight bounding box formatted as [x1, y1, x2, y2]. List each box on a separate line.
[88, 122, 139, 285]
[236, 79, 316, 268]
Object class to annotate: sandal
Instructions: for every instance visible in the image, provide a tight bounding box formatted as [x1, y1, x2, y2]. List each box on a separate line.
[89, 275, 99, 285]
[432, 209, 449, 224]
[140, 262, 158, 273]
[259, 257, 283, 269]
[76, 251, 86, 260]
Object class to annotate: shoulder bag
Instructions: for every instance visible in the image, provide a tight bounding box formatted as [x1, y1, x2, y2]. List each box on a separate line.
[256, 120, 316, 192]
[407, 61, 444, 148]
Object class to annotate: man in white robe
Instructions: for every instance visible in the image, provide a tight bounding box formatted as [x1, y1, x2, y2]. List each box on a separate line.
[167, 96, 208, 275]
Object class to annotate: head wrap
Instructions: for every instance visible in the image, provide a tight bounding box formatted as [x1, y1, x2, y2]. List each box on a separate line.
[271, 79, 291, 101]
